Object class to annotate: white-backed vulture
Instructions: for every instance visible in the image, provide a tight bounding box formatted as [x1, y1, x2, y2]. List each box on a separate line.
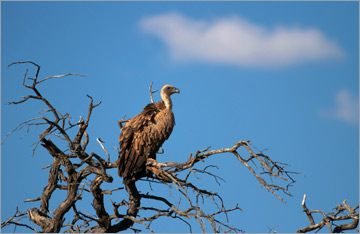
[118, 84, 180, 179]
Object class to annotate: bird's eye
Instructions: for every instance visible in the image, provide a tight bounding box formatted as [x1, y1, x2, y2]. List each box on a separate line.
[167, 87, 171, 90]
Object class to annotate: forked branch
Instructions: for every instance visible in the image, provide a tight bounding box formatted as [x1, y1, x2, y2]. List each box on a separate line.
[296, 194, 359, 233]
[148, 139, 298, 203]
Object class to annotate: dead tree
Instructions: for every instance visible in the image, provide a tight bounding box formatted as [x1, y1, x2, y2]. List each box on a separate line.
[296, 194, 359, 233]
[2, 61, 300, 233]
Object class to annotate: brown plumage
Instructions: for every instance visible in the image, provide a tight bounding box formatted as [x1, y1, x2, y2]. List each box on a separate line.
[118, 84, 180, 179]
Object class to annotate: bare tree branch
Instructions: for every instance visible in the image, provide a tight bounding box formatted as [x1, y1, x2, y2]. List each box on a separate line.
[36, 72, 87, 85]
[149, 81, 158, 103]
[297, 194, 359, 233]
[1, 207, 34, 232]
[97, 138, 110, 163]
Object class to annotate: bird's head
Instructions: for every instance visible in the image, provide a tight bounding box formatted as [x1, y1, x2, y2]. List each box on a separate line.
[160, 84, 180, 109]
[161, 84, 180, 97]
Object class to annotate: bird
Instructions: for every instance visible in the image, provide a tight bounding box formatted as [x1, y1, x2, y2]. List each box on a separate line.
[118, 84, 180, 180]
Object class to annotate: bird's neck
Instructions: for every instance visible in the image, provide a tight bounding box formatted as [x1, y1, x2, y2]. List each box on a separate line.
[161, 93, 172, 110]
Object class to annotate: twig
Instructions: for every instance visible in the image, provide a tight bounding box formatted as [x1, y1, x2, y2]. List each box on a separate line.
[1, 207, 34, 231]
[36, 73, 87, 84]
[97, 138, 110, 163]
[149, 81, 158, 103]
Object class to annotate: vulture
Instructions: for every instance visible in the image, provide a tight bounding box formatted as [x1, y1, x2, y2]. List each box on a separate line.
[118, 84, 180, 180]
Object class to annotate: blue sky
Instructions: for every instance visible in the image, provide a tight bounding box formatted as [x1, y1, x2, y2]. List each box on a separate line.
[1, 1, 359, 233]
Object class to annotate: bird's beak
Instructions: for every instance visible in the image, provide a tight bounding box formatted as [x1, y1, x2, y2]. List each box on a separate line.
[174, 88, 180, 94]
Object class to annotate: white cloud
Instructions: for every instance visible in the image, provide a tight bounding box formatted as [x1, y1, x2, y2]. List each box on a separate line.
[320, 89, 359, 125]
[140, 13, 344, 67]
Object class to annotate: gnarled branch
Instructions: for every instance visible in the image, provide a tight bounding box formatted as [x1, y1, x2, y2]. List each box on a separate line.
[297, 194, 359, 233]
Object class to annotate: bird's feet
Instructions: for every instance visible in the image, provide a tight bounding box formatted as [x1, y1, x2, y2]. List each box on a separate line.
[146, 158, 168, 180]
[146, 158, 160, 174]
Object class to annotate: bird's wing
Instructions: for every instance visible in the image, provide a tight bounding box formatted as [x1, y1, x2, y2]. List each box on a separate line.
[118, 103, 162, 177]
